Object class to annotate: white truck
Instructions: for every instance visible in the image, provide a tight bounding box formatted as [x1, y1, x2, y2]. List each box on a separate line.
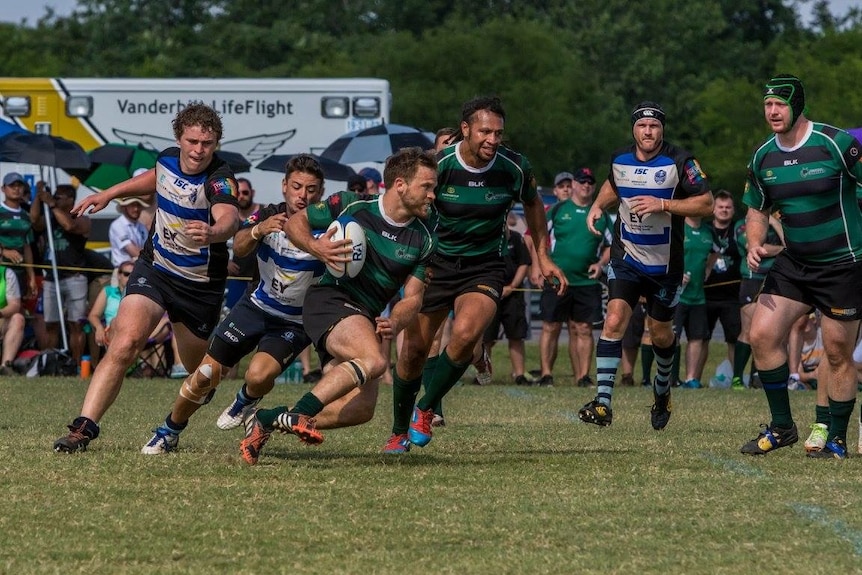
[0, 77, 391, 241]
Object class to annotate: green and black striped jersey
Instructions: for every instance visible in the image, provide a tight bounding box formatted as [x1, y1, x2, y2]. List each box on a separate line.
[743, 123, 862, 264]
[306, 191, 436, 316]
[433, 143, 538, 258]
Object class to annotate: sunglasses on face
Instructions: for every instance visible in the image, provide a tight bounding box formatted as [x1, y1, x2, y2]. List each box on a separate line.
[119, 270, 132, 277]
[238, 189, 252, 196]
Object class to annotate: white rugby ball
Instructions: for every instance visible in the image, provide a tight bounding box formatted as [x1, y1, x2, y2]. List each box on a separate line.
[326, 216, 367, 279]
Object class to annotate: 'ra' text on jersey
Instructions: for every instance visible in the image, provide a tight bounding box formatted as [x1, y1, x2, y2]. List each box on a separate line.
[609, 141, 710, 275]
[142, 148, 239, 282]
[743, 122, 862, 264]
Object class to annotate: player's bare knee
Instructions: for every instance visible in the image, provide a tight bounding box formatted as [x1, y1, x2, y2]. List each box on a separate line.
[179, 361, 223, 405]
[243, 362, 276, 396]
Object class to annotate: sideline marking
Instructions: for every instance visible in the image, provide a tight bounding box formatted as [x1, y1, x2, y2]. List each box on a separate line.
[699, 453, 768, 479]
[789, 504, 862, 556]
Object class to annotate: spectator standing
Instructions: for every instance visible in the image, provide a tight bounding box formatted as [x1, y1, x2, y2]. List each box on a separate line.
[579, 101, 713, 429]
[53, 103, 240, 453]
[0, 264, 25, 375]
[700, 190, 742, 377]
[0, 172, 37, 298]
[109, 196, 150, 266]
[534, 168, 611, 387]
[672, 216, 718, 388]
[740, 74, 862, 459]
[30, 183, 91, 366]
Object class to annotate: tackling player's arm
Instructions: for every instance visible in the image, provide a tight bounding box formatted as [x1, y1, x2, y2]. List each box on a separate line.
[282, 208, 351, 268]
[233, 210, 287, 258]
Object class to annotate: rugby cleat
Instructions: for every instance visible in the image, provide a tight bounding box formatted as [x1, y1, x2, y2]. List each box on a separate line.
[578, 399, 613, 427]
[408, 407, 435, 446]
[740, 423, 798, 455]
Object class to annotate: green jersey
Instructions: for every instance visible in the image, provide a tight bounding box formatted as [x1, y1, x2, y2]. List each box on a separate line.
[306, 192, 436, 317]
[545, 200, 611, 286]
[0, 204, 34, 252]
[743, 122, 862, 264]
[680, 222, 718, 306]
[734, 219, 781, 280]
[434, 143, 538, 258]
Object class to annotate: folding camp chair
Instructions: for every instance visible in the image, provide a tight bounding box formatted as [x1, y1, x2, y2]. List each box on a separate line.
[126, 318, 175, 378]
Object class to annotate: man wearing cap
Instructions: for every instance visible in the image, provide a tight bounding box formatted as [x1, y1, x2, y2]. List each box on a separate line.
[532, 168, 611, 388]
[0, 172, 37, 297]
[109, 196, 150, 266]
[580, 101, 714, 429]
[740, 74, 862, 459]
[359, 167, 383, 193]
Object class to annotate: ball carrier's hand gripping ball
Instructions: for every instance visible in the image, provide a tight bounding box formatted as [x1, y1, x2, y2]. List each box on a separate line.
[326, 216, 366, 279]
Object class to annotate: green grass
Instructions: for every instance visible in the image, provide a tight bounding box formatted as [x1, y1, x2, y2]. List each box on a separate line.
[2, 342, 861, 574]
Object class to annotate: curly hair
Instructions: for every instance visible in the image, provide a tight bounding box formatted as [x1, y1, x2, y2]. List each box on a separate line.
[172, 103, 223, 141]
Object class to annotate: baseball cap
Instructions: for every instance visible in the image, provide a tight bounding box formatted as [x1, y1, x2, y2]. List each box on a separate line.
[2, 172, 26, 187]
[115, 196, 150, 207]
[573, 168, 595, 184]
[359, 167, 382, 186]
[554, 172, 575, 186]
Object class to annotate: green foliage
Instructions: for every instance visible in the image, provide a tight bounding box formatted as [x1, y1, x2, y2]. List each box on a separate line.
[1, 0, 861, 185]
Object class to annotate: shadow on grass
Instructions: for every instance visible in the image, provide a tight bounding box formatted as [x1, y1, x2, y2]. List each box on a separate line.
[256, 443, 636, 467]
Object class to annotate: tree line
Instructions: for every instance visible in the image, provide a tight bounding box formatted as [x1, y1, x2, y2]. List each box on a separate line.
[1, 0, 861, 198]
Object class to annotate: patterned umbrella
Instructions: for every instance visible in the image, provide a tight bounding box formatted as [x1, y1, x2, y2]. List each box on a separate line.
[320, 124, 433, 164]
[70, 143, 159, 189]
[256, 154, 357, 181]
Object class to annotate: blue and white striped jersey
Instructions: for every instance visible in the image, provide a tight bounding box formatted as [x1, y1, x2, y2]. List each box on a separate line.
[608, 141, 710, 275]
[142, 147, 239, 283]
[243, 203, 325, 323]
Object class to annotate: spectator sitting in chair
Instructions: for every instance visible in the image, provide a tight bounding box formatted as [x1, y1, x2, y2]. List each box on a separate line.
[88, 260, 172, 375]
[0, 264, 26, 375]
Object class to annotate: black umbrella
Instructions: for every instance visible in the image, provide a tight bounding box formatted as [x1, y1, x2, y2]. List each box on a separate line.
[216, 150, 252, 173]
[320, 124, 433, 164]
[0, 132, 90, 169]
[256, 154, 356, 181]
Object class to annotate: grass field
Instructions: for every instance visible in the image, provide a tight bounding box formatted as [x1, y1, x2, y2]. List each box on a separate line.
[2, 342, 861, 574]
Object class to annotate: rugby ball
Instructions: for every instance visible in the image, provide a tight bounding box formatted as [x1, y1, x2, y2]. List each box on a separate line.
[326, 216, 367, 279]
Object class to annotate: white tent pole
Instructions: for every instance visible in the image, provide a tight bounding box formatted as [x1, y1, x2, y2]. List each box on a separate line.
[43, 166, 69, 352]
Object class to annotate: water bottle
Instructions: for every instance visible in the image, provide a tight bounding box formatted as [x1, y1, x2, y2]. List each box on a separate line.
[288, 360, 303, 384]
[277, 359, 304, 384]
[80, 355, 92, 378]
